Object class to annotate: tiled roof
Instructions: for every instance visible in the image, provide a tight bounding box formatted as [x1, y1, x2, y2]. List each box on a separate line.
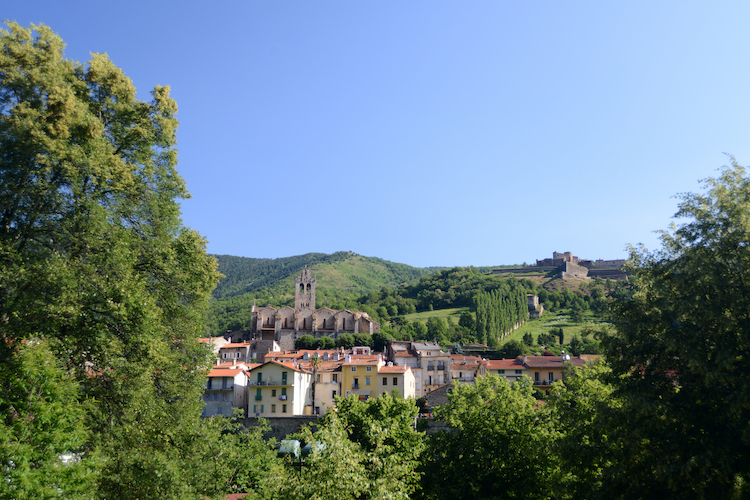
[208, 368, 245, 377]
[378, 365, 409, 374]
[220, 343, 251, 349]
[521, 356, 586, 368]
[486, 358, 524, 370]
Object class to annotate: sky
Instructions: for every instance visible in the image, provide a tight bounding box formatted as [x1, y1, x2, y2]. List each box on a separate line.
[6, 2, 750, 268]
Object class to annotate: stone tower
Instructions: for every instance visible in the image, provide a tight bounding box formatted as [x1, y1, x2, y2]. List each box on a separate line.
[294, 266, 316, 310]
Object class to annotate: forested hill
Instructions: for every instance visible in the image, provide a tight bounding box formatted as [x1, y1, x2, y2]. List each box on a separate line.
[211, 251, 435, 299]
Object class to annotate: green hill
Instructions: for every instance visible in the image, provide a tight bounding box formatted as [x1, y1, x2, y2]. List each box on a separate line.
[212, 251, 435, 300]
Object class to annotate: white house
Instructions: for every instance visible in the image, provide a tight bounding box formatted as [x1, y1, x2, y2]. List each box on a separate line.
[246, 361, 312, 417]
[203, 366, 248, 417]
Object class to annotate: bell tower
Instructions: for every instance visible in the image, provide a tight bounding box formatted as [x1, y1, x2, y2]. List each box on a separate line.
[294, 266, 316, 310]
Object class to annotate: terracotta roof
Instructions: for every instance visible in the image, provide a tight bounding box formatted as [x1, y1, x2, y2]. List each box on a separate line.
[220, 343, 252, 349]
[378, 365, 410, 374]
[486, 358, 524, 370]
[208, 368, 246, 377]
[520, 356, 586, 369]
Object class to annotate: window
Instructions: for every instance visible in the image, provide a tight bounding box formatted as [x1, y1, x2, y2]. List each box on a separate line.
[223, 393, 227, 401]
[282, 404, 287, 413]
[351, 367, 357, 372]
[332, 390, 337, 398]
[383, 377, 387, 386]
[316, 374, 321, 383]
[261, 404, 264, 413]
[353, 378, 359, 389]
[393, 377, 398, 386]
[535, 372, 540, 381]
[332, 374, 338, 382]
[281, 388, 287, 397]
[365, 377, 370, 386]
[271, 404, 276, 413]
[272, 389, 277, 397]
[515, 370, 522, 375]
[366, 366, 372, 372]
[282, 372, 288, 384]
[549, 372, 554, 382]
[222, 378, 227, 389]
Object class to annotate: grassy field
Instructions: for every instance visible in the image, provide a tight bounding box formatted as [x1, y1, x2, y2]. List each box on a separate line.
[403, 307, 469, 323]
[500, 310, 611, 346]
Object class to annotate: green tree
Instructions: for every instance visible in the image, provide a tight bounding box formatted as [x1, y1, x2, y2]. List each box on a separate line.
[328, 393, 424, 498]
[0, 341, 99, 499]
[0, 23, 220, 498]
[422, 375, 559, 499]
[315, 336, 335, 349]
[426, 316, 447, 341]
[601, 159, 750, 498]
[548, 362, 617, 499]
[522, 332, 534, 346]
[372, 331, 393, 352]
[335, 333, 355, 349]
[295, 335, 316, 350]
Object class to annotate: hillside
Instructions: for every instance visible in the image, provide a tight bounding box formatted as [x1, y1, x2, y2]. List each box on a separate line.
[212, 251, 435, 299]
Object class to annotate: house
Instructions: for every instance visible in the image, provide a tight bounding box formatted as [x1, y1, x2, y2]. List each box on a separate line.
[203, 365, 249, 417]
[198, 336, 229, 355]
[376, 363, 416, 399]
[218, 342, 252, 363]
[519, 354, 586, 392]
[388, 341, 451, 396]
[246, 361, 312, 416]
[485, 358, 529, 384]
[450, 354, 486, 383]
[341, 354, 385, 400]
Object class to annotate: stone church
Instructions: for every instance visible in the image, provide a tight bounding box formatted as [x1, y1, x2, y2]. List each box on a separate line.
[249, 267, 380, 350]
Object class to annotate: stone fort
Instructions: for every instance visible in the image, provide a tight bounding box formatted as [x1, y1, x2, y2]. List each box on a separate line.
[249, 267, 380, 351]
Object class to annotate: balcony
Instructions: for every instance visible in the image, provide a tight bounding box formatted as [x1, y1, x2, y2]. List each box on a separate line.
[533, 379, 557, 386]
[352, 384, 359, 390]
[248, 380, 280, 386]
[254, 395, 263, 401]
[279, 395, 287, 401]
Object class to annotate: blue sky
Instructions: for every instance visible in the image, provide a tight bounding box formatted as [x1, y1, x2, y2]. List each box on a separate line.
[6, 2, 750, 267]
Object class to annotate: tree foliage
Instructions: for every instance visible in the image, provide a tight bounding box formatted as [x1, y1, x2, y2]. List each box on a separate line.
[601, 159, 750, 498]
[422, 375, 559, 499]
[0, 23, 219, 498]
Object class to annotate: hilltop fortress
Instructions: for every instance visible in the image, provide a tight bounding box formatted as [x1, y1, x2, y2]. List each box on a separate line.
[494, 251, 627, 280]
[247, 267, 380, 351]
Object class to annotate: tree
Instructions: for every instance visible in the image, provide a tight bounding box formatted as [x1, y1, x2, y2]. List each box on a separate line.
[315, 336, 335, 349]
[422, 375, 559, 499]
[458, 311, 476, 332]
[335, 333, 355, 349]
[372, 331, 393, 352]
[0, 341, 99, 499]
[548, 362, 618, 499]
[522, 332, 534, 346]
[327, 393, 424, 498]
[601, 159, 750, 498]
[0, 23, 220, 498]
[295, 334, 316, 350]
[426, 316, 447, 341]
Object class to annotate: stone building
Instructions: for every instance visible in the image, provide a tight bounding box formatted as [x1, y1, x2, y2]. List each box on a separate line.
[248, 267, 380, 351]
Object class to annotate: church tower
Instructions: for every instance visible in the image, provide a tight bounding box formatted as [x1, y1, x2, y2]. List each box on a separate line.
[294, 266, 316, 310]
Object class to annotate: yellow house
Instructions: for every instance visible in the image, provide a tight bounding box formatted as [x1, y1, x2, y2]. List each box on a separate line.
[246, 360, 312, 416]
[341, 355, 384, 399]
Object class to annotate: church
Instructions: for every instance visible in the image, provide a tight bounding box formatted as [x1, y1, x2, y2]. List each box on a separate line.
[249, 267, 380, 350]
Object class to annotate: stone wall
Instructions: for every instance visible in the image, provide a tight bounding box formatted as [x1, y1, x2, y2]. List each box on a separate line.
[241, 416, 320, 441]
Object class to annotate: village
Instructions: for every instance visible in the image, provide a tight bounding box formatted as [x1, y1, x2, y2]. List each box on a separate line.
[200, 268, 600, 420]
